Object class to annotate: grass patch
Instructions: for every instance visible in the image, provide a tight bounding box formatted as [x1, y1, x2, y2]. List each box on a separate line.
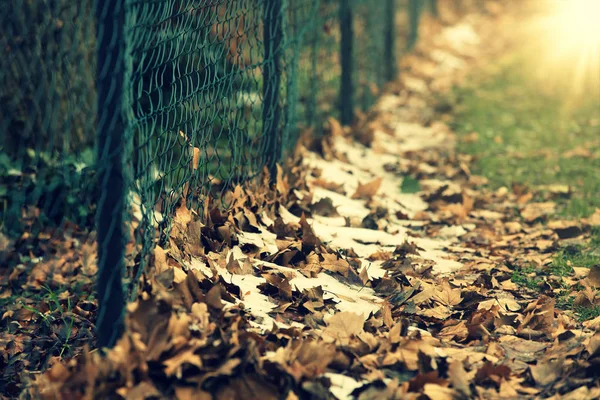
[555, 290, 600, 322]
[550, 236, 600, 277]
[511, 266, 542, 291]
[574, 305, 600, 322]
[2, 284, 84, 360]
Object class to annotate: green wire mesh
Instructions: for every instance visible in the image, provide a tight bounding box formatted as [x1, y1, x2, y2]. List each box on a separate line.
[1, 0, 406, 299]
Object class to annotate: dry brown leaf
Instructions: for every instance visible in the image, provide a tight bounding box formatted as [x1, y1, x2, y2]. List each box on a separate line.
[311, 178, 346, 194]
[117, 382, 162, 400]
[584, 208, 600, 227]
[585, 333, 600, 357]
[433, 282, 462, 306]
[562, 387, 600, 400]
[206, 285, 224, 310]
[320, 253, 350, 276]
[163, 348, 203, 377]
[441, 193, 474, 221]
[381, 302, 394, 328]
[191, 147, 200, 170]
[299, 214, 321, 249]
[420, 305, 452, 319]
[448, 360, 471, 396]
[324, 311, 364, 341]
[351, 177, 383, 200]
[583, 314, 600, 331]
[530, 359, 562, 387]
[547, 220, 582, 239]
[328, 117, 344, 136]
[474, 362, 511, 385]
[276, 164, 290, 195]
[587, 265, 600, 288]
[175, 386, 213, 400]
[438, 321, 469, 342]
[154, 246, 169, 274]
[311, 197, 339, 217]
[359, 265, 370, 285]
[562, 146, 593, 159]
[423, 384, 455, 400]
[520, 202, 556, 224]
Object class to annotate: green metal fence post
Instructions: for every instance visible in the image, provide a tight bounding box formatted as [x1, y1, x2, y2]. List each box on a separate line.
[339, 0, 354, 125]
[384, 0, 397, 82]
[408, 0, 423, 50]
[430, 0, 439, 18]
[263, 0, 284, 182]
[95, 0, 128, 349]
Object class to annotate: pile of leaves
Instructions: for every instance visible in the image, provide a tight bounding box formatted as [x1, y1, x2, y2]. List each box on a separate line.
[0, 227, 97, 397]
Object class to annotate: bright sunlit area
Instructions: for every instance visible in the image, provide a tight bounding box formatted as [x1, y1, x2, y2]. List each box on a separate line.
[527, 0, 600, 101]
[445, 0, 600, 210]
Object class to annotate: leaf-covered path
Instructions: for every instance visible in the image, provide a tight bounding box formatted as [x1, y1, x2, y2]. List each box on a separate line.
[14, 4, 600, 400]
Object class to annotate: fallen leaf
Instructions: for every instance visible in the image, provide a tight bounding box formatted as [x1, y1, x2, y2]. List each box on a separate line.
[328, 117, 344, 136]
[351, 177, 382, 200]
[423, 384, 455, 400]
[163, 348, 203, 377]
[562, 146, 593, 159]
[520, 202, 556, 224]
[530, 359, 562, 387]
[584, 208, 600, 227]
[433, 282, 462, 306]
[548, 220, 582, 239]
[587, 265, 600, 287]
[324, 311, 364, 341]
[448, 360, 471, 396]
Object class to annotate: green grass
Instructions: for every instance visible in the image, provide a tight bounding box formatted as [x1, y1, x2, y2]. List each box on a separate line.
[549, 231, 600, 276]
[446, 53, 600, 320]
[551, 229, 600, 321]
[511, 266, 543, 291]
[555, 289, 600, 322]
[3, 284, 78, 360]
[448, 55, 600, 218]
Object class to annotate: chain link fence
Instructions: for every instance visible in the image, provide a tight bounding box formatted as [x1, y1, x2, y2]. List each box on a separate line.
[1, 0, 445, 347]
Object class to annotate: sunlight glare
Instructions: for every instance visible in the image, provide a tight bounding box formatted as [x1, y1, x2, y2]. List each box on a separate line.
[534, 0, 600, 100]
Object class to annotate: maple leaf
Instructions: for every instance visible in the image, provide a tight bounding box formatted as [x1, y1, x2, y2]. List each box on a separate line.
[324, 311, 364, 341]
[433, 282, 462, 307]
